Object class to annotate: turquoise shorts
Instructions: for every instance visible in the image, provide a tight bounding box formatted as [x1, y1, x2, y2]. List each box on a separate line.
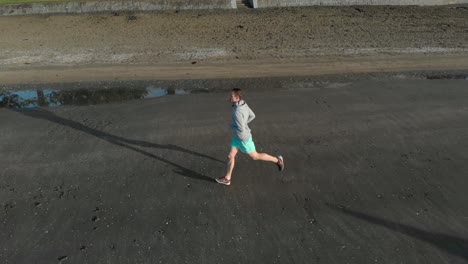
[231, 136, 256, 154]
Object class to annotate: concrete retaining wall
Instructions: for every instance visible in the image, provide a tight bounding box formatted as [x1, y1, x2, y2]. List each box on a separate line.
[0, 0, 234, 16]
[252, 0, 468, 7]
[1, 0, 466, 16]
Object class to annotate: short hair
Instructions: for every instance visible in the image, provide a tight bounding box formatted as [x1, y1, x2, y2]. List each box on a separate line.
[232, 88, 243, 99]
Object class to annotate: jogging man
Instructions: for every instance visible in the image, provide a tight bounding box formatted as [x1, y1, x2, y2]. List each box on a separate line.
[216, 88, 284, 186]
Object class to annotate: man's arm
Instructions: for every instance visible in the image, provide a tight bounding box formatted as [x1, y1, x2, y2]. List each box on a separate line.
[247, 108, 255, 123]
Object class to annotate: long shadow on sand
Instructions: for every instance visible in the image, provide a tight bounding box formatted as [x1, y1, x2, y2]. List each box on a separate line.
[14, 108, 222, 183]
[331, 205, 468, 261]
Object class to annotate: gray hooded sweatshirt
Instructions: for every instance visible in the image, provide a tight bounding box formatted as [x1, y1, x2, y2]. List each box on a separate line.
[231, 100, 255, 141]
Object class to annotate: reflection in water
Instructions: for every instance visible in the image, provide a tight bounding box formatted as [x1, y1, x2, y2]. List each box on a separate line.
[1, 89, 61, 108]
[0, 86, 191, 109]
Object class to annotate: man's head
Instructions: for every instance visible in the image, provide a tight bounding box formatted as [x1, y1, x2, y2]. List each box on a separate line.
[230, 88, 242, 103]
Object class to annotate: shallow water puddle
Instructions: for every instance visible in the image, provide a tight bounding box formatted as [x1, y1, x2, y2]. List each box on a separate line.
[0, 86, 191, 109]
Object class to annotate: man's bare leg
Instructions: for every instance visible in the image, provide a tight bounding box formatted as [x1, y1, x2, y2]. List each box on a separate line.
[225, 147, 239, 181]
[249, 151, 284, 171]
[248, 151, 278, 163]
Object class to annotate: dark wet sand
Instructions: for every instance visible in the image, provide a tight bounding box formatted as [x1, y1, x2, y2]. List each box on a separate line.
[1, 77, 468, 263]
